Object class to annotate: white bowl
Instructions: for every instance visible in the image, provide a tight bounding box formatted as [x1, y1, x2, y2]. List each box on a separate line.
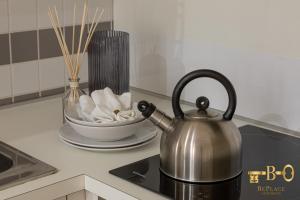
[65, 112, 145, 127]
[65, 117, 148, 141]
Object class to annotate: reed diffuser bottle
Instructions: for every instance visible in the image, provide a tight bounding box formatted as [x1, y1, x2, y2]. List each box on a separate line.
[63, 78, 86, 119]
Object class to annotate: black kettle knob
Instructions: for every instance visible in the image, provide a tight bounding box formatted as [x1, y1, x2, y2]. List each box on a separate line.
[172, 69, 237, 121]
[138, 100, 156, 118]
[196, 96, 210, 111]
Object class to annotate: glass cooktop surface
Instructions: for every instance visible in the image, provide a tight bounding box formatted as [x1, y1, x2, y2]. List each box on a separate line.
[110, 125, 300, 200]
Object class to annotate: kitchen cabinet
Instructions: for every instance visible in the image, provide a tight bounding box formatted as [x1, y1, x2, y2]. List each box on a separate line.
[54, 197, 66, 200]
[54, 190, 104, 200]
[86, 191, 104, 200]
[67, 190, 86, 200]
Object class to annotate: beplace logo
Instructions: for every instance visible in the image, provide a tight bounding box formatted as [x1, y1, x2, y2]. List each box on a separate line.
[248, 164, 295, 184]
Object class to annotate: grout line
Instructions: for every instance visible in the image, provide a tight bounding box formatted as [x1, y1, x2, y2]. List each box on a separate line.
[36, 0, 42, 97]
[6, 0, 14, 103]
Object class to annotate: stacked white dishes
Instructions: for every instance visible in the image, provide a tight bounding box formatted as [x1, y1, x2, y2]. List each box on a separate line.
[59, 88, 159, 151]
[65, 114, 146, 141]
[59, 121, 158, 151]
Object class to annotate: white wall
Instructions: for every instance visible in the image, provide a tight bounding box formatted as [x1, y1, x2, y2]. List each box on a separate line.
[114, 0, 300, 131]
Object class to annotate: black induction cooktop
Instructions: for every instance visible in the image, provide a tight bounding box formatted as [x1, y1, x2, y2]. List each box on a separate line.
[110, 125, 300, 200]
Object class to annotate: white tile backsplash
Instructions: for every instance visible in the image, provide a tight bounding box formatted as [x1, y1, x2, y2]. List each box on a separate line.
[87, 0, 113, 23]
[0, 65, 12, 98]
[39, 57, 65, 90]
[0, 0, 8, 34]
[63, 0, 86, 27]
[38, 0, 63, 29]
[12, 61, 39, 95]
[63, 0, 113, 26]
[9, 0, 37, 32]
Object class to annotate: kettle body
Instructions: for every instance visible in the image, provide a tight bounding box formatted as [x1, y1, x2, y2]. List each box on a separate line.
[138, 69, 242, 183]
[160, 118, 242, 182]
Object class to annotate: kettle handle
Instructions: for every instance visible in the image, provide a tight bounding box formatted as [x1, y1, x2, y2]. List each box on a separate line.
[172, 69, 237, 120]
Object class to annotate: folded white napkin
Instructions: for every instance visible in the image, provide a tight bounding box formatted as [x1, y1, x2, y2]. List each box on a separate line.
[116, 110, 136, 121]
[91, 105, 115, 122]
[78, 95, 96, 122]
[78, 87, 137, 123]
[118, 92, 131, 110]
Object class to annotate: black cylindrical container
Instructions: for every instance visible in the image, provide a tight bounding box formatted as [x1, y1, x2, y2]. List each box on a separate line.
[88, 30, 129, 95]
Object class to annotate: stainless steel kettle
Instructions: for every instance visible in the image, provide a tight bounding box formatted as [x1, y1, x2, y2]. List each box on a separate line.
[138, 69, 242, 183]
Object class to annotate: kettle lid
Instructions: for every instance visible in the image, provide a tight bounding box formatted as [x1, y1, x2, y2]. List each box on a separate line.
[185, 96, 220, 119]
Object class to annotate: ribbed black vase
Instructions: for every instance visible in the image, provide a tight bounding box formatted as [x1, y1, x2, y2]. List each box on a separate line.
[88, 30, 129, 95]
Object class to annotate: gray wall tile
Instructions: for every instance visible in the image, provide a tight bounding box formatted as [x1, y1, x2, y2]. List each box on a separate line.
[39, 28, 62, 59]
[41, 87, 65, 97]
[11, 31, 38, 63]
[0, 98, 12, 106]
[9, 22, 112, 65]
[95, 21, 112, 31]
[79, 82, 88, 88]
[14, 92, 39, 103]
[0, 34, 10, 65]
[65, 25, 88, 54]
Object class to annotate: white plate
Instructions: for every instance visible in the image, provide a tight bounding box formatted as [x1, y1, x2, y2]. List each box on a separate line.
[60, 137, 157, 152]
[59, 122, 159, 148]
[66, 117, 148, 141]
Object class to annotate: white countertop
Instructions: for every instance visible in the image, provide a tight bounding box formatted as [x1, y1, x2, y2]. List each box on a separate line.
[0, 91, 250, 200]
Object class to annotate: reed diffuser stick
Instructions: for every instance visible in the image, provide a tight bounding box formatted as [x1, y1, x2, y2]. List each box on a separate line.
[72, 3, 76, 66]
[75, 9, 104, 77]
[53, 7, 74, 71]
[48, 10, 73, 77]
[74, 1, 87, 79]
[48, 0, 104, 81]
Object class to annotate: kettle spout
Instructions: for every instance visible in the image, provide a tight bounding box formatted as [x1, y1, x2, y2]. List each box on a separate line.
[138, 101, 174, 133]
